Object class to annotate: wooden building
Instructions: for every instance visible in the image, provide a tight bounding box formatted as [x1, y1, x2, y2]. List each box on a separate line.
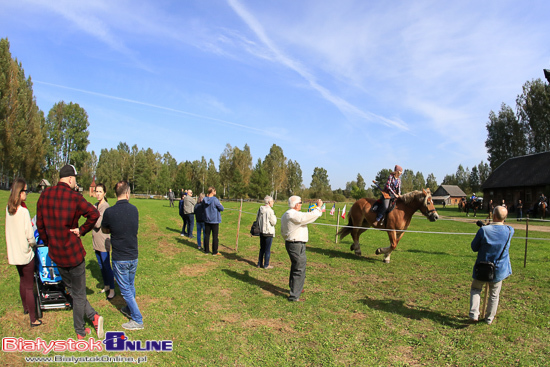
[89, 176, 97, 197]
[431, 185, 467, 205]
[482, 152, 550, 211]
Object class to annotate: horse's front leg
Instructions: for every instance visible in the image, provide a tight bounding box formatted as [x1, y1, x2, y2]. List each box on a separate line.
[375, 230, 404, 263]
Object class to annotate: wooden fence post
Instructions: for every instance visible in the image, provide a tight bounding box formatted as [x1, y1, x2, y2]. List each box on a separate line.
[523, 213, 529, 268]
[335, 208, 341, 243]
[236, 199, 243, 252]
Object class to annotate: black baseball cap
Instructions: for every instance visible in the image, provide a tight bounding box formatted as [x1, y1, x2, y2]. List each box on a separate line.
[59, 164, 80, 178]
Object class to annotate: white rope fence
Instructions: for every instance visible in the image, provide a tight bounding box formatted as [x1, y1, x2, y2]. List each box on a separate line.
[223, 207, 550, 241]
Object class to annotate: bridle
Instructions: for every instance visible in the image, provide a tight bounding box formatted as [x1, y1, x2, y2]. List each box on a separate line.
[421, 195, 437, 217]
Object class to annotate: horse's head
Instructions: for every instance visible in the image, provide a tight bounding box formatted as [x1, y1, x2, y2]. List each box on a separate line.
[399, 189, 439, 222]
[420, 188, 439, 222]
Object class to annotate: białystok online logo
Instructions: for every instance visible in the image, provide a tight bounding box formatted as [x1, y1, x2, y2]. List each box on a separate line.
[2, 332, 173, 354]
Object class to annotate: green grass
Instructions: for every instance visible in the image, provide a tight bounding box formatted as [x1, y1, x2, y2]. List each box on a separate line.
[1, 193, 549, 366]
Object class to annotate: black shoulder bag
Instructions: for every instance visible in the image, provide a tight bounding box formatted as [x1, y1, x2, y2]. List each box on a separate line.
[250, 208, 261, 237]
[474, 227, 511, 282]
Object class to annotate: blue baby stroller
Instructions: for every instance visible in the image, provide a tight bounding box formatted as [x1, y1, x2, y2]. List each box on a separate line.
[32, 218, 72, 318]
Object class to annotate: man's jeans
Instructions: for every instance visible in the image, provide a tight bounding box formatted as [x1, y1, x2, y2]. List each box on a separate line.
[196, 221, 205, 248]
[285, 241, 307, 301]
[112, 259, 143, 324]
[184, 213, 195, 238]
[58, 261, 97, 336]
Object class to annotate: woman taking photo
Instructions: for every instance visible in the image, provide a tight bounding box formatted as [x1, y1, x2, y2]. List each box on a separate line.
[5, 178, 40, 327]
[92, 183, 115, 299]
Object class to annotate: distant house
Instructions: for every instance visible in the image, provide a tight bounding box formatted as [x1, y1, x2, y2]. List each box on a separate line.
[482, 151, 550, 211]
[89, 176, 97, 197]
[38, 179, 51, 193]
[431, 185, 467, 205]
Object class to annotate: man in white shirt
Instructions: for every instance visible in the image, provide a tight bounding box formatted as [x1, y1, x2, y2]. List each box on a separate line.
[280, 196, 323, 302]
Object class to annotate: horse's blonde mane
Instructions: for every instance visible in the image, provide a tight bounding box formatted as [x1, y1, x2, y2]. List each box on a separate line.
[399, 189, 431, 206]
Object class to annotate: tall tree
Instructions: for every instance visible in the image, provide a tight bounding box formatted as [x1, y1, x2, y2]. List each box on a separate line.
[469, 166, 481, 194]
[229, 165, 246, 198]
[95, 148, 122, 195]
[400, 169, 414, 193]
[45, 101, 90, 182]
[413, 171, 426, 191]
[426, 173, 438, 194]
[248, 158, 270, 199]
[0, 38, 46, 185]
[206, 159, 219, 193]
[219, 143, 233, 197]
[516, 78, 550, 154]
[286, 159, 302, 197]
[310, 167, 331, 199]
[477, 161, 491, 186]
[485, 103, 527, 170]
[456, 164, 471, 193]
[264, 144, 287, 200]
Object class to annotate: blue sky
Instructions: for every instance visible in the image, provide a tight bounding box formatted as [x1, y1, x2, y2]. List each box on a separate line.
[1, 0, 549, 189]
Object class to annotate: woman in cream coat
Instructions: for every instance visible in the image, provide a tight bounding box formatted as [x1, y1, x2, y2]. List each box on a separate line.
[5, 178, 40, 327]
[257, 196, 277, 269]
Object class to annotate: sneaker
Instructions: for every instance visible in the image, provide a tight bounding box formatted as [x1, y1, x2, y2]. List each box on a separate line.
[197, 246, 202, 250]
[180, 233, 185, 237]
[213, 252, 222, 256]
[264, 265, 274, 269]
[77, 328, 91, 340]
[92, 314, 104, 338]
[120, 306, 131, 319]
[122, 320, 144, 330]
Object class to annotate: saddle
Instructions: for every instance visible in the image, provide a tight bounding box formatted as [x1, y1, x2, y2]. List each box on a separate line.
[371, 198, 396, 215]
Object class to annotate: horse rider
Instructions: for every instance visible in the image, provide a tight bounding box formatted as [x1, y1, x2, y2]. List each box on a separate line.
[373, 165, 402, 227]
[470, 193, 477, 203]
[539, 194, 547, 207]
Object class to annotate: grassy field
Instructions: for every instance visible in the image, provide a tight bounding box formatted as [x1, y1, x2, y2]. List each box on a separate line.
[1, 192, 549, 366]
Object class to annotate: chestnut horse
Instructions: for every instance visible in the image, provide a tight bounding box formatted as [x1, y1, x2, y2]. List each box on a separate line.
[337, 189, 439, 263]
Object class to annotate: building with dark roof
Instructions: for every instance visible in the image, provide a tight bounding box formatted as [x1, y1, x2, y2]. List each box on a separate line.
[432, 185, 467, 205]
[481, 151, 550, 211]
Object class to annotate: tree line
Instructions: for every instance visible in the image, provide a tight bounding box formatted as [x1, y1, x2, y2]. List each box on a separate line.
[485, 77, 550, 170]
[5, 37, 547, 200]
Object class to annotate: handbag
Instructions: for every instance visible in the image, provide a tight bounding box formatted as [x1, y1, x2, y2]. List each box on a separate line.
[250, 209, 261, 237]
[473, 227, 511, 282]
[474, 261, 495, 281]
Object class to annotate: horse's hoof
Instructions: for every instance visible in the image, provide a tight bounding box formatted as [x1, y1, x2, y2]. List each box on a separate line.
[375, 248, 381, 255]
[350, 244, 355, 251]
[354, 251, 362, 256]
[383, 259, 390, 264]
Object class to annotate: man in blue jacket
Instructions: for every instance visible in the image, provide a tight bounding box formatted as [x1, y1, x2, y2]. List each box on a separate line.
[469, 206, 513, 325]
[202, 187, 224, 255]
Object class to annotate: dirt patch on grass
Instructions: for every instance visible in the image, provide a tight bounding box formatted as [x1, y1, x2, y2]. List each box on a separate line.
[389, 345, 422, 367]
[179, 261, 218, 277]
[241, 318, 296, 333]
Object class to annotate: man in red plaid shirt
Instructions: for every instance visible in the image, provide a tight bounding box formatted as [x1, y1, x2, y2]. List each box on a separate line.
[37, 164, 104, 339]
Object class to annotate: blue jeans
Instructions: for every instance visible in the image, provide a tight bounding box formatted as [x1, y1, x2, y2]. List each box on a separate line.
[258, 235, 273, 268]
[112, 259, 142, 324]
[95, 251, 115, 289]
[196, 221, 205, 248]
[184, 213, 195, 238]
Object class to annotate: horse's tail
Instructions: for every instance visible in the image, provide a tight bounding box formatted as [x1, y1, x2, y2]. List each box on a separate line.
[337, 216, 354, 240]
